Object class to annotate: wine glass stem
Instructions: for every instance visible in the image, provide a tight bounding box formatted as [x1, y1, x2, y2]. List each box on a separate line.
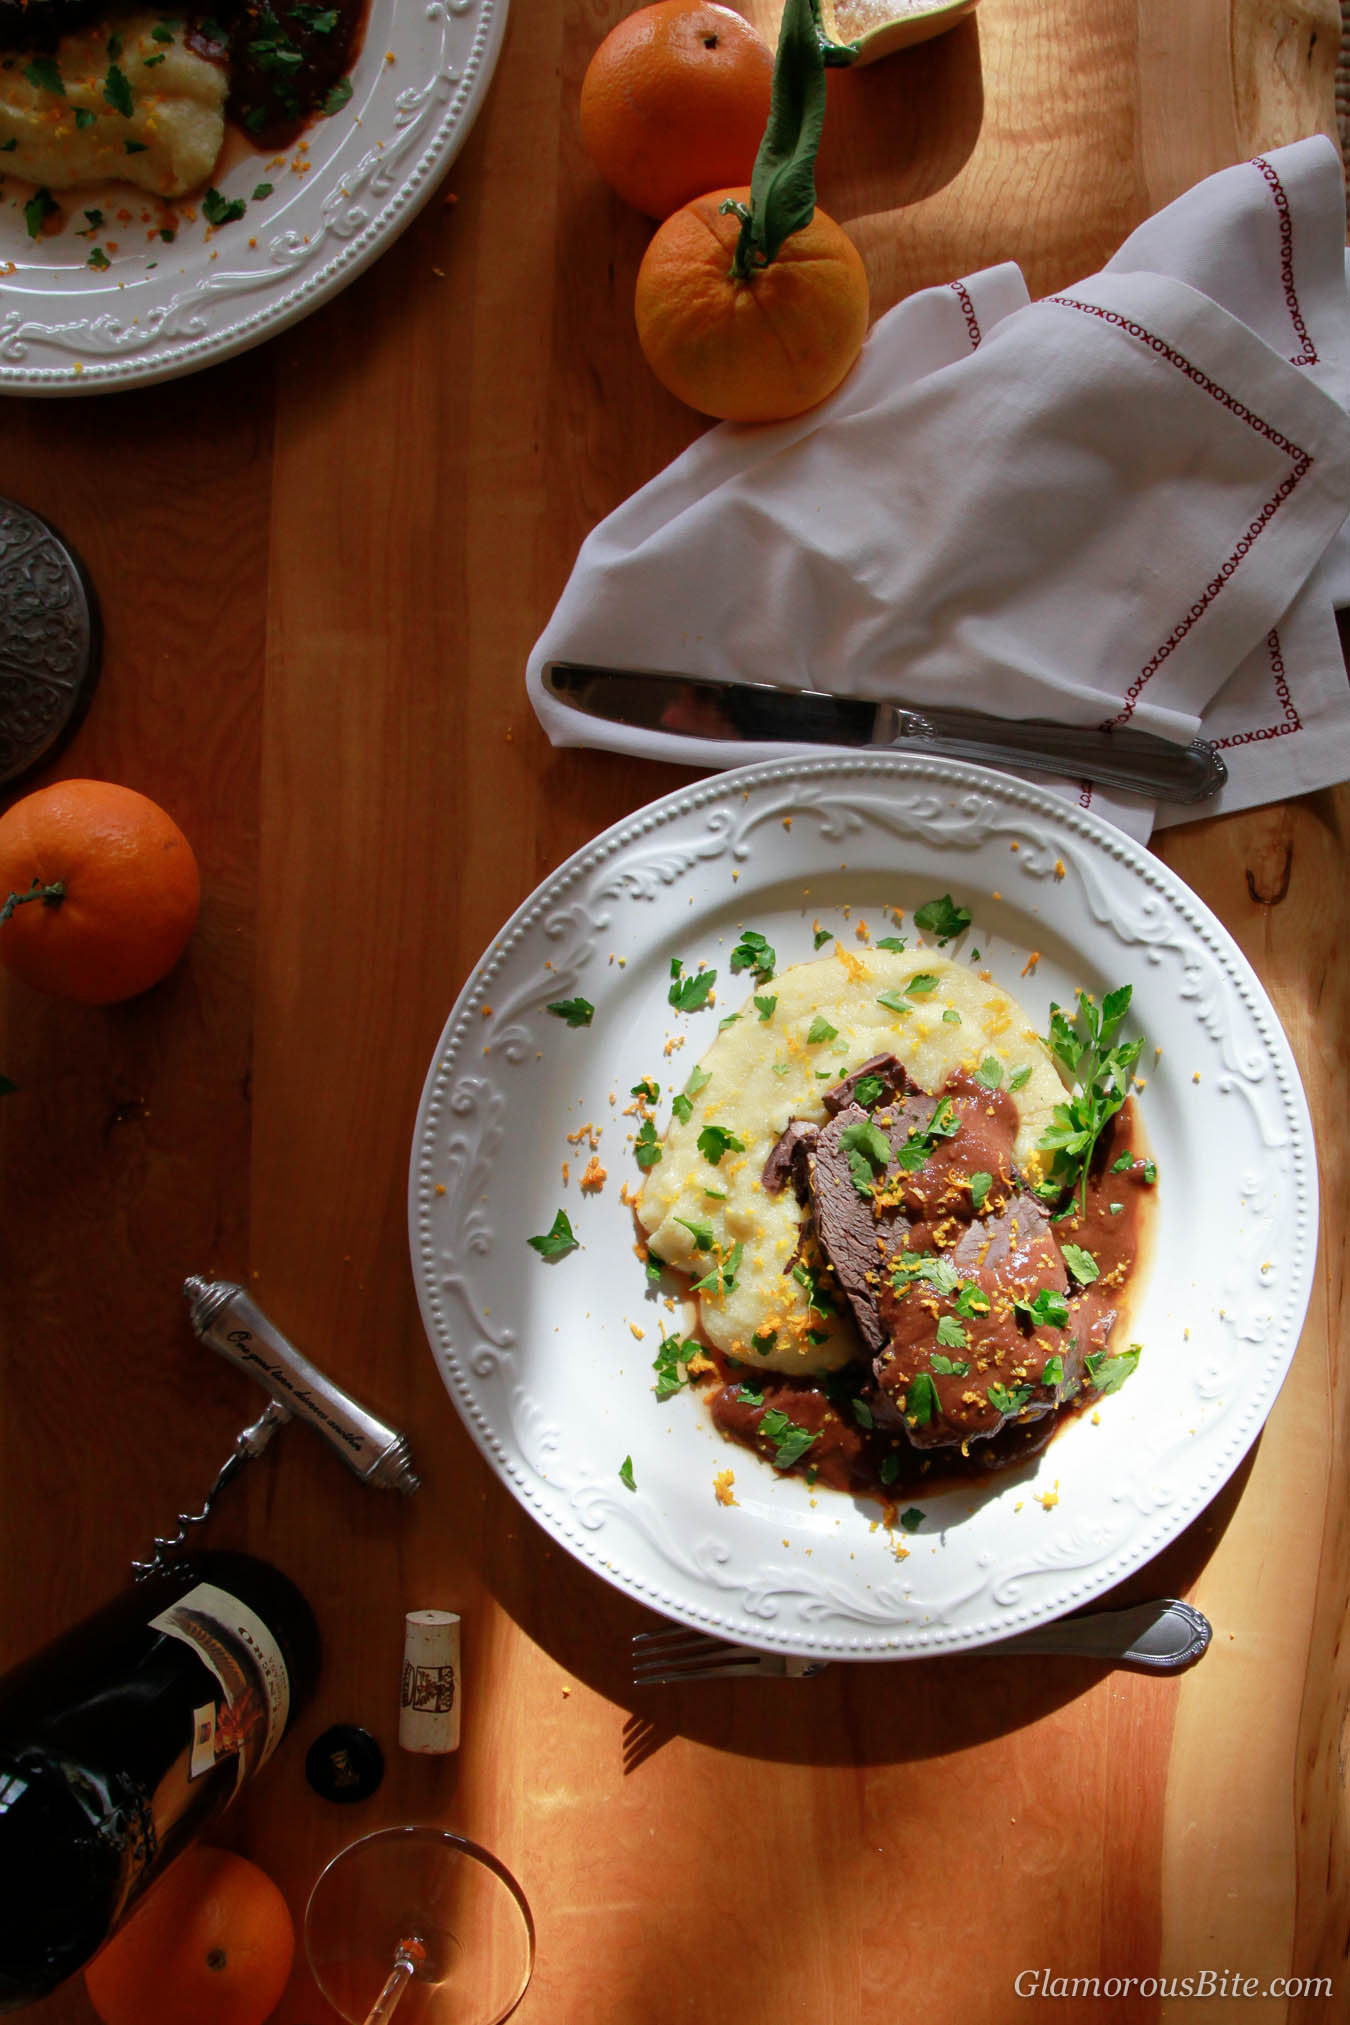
[363, 1948, 418, 2025]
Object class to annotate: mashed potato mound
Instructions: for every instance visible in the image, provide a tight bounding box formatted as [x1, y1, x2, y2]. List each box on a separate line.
[638, 946, 1064, 1376]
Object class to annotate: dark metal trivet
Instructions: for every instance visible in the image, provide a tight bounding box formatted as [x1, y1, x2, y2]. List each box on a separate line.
[0, 497, 101, 791]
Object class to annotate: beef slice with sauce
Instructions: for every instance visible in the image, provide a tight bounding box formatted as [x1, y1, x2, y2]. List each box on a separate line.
[874, 1192, 1073, 1446]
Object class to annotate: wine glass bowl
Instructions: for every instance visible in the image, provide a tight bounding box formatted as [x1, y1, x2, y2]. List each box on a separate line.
[304, 1826, 534, 2024]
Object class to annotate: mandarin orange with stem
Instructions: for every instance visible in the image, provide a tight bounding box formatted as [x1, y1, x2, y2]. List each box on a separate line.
[635, 185, 869, 420]
[580, 1, 774, 219]
[0, 778, 200, 1005]
[84, 1846, 294, 2025]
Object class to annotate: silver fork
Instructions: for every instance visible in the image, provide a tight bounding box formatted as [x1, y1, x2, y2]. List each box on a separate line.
[632, 1598, 1211, 1684]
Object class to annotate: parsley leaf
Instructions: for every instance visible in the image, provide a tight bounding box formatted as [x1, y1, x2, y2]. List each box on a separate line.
[759, 1407, 816, 1469]
[1040, 1354, 1064, 1389]
[904, 1372, 938, 1427]
[791, 1260, 837, 1319]
[751, 1328, 778, 1357]
[806, 1014, 837, 1045]
[202, 186, 246, 227]
[631, 1076, 659, 1102]
[1061, 1242, 1099, 1285]
[898, 1506, 925, 1532]
[754, 994, 776, 1021]
[546, 996, 593, 1027]
[1008, 1064, 1032, 1092]
[23, 57, 64, 94]
[839, 1116, 890, 1196]
[103, 62, 134, 116]
[880, 1452, 901, 1484]
[730, 928, 775, 984]
[813, 927, 833, 949]
[877, 990, 911, 1014]
[875, 935, 907, 953]
[23, 188, 59, 239]
[851, 1397, 874, 1429]
[86, 246, 111, 271]
[852, 1073, 884, 1108]
[696, 1124, 745, 1166]
[652, 1334, 698, 1400]
[942, 1008, 962, 1025]
[934, 1315, 967, 1349]
[527, 1209, 577, 1259]
[1037, 986, 1144, 1214]
[968, 1171, 992, 1210]
[619, 1454, 636, 1491]
[323, 74, 353, 115]
[692, 1240, 742, 1296]
[1085, 1344, 1141, 1394]
[913, 894, 971, 943]
[633, 1118, 661, 1169]
[988, 1380, 1033, 1414]
[930, 1350, 969, 1376]
[675, 1216, 714, 1250]
[905, 973, 939, 996]
[668, 965, 716, 1012]
[975, 1056, 1003, 1089]
[1013, 1288, 1070, 1331]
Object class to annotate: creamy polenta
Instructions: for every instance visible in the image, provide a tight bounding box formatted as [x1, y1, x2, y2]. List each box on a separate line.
[637, 946, 1065, 1377]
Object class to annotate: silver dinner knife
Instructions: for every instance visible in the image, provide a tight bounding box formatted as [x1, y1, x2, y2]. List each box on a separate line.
[542, 662, 1227, 804]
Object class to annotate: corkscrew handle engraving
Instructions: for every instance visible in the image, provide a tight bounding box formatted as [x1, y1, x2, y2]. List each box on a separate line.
[132, 1402, 290, 1580]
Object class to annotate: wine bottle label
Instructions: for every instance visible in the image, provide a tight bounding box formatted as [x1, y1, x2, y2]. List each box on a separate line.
[149, 1583, 291, 1793]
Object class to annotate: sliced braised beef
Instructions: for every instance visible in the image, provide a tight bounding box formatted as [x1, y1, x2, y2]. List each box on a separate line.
[873, 1193, 1071, 1446]
[821, 1053, 910, 1116]
[808, 1102, 889, 1352]
[760, 1119, 819, 1201]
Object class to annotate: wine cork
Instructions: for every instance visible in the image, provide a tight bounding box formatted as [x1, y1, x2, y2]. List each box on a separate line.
[398, 1610, 461, 1754]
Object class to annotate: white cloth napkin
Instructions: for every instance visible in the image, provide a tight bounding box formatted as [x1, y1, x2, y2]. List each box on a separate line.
[527, 136, 1350, 840]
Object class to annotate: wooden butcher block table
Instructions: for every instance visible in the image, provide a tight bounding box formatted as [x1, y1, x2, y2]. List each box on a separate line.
[1, 1, 1346, 2019]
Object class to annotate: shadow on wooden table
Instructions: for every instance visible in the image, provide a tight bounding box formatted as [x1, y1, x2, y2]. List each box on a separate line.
[489, 1442, 1256, 1770]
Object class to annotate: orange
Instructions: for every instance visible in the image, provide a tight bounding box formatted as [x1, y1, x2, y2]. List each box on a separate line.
[634, 187, 870, 421]
[580, 2, 774, 219]
[0, 779, 200, 1005]
[84, 1846, 294, 2025]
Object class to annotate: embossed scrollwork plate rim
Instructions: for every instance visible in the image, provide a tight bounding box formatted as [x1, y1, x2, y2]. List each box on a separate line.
[408, 755, 1317, 1658]
[0, 0, 508, 396]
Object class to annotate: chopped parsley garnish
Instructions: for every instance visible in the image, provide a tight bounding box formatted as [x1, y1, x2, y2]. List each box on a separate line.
[737, 1382, 764, 1407]
[294, 2, 340, 27]
[876, 990, 910, 1013]
[1013, 1287, 1070, 1331]
[74, 106, 97, 127]
[652, 1333, 698, 1400]
[850, 1397, 873, 1428]
[988, 1380, 1033, 1415]
[202, 186, 245, 227]
[103, 62, 134, 116]
[930, 1350, 969, 1376]
[969, 1171, 992, 1210]
[323, 74, 354, 114]
[839, 1116, 890, 1196]
[23, 188, 58, 239]
[806, 1014, 837, 1044]
[892, 1096, 960, 1172]
[82, 207, 103, 229]
[633, 1118, 661, 1169]
[1008, 1064, 1032, 1092]
[852, 1073, 884, 1108]
[674, 1216, 714, 1250]
[1110, 1151, 1133, 1172]
[942, 1008, 961, 1025]
[645, 1250, 666, 1284]
[692, 1240, 742, 1296]
[791, 1259, 837, 1318]
[668, 964, 716, 1012]
[670, 1094, 693, 1124]
[875, 935, 907, 953]
[696, 1124, 744, 1166]
[151, 21, 174, 39]
[1060, 1242, 1099, 1285]
[904, 1372, 938, 1427]
[758, 1407, 816, 1468]
[753, 994, 776, 1021]
[898, 1506, 925, 1532]
[730, 927, 775, 983]
[934, 1315, 967, 1349]
[813, 927, 833, 949]
[975, 1056, 1003, 1089]
[892, 1253, 958, 1296]
[0, 139, 16, 152]
[631, 1076, 659, 1102]
[1085, 1345, 1141, 1394]
[1040, 1354, 1064, 1389]
[252, 181, 275, 200]
[124, 139, 147, 152]
[953, 1281, 990, 1319]
[249, 34, 303, 69]
[879, 1452, 901, 1484]
[143, 51, 166, 66]
[751, 1328, 778, 1357]
[905, 973, 939, 996]
[914, 894, 971, 943]
[619, 1455, 636, 1491]
[546, 995, 593, 1027]
[527, 1209, 577, 1259]
[86, 246, 111, 270]
[23, 57, 64, 94]
[1038, 986, 1144, 1214]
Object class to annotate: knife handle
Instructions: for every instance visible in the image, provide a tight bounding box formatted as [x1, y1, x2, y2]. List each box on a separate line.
[883, 707, 1227, 804]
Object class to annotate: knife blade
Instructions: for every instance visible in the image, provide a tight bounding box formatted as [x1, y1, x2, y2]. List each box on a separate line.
[542, 662, 1227, 804]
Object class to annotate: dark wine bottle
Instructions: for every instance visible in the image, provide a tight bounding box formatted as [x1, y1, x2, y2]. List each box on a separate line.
[0, 1551, 320, 2010]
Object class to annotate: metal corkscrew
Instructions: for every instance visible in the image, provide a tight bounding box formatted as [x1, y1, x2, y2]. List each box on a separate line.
[132, 1277, 421, 1580]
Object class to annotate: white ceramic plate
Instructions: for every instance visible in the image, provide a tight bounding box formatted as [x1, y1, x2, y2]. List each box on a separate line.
[409, 757, 1316, 1657]
[0, 0, 507, 395]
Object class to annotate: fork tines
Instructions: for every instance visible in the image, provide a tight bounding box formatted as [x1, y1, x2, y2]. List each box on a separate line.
[631, 1627, 769, 1685]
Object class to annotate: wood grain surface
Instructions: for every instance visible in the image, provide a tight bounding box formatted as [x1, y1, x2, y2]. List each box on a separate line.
[0, 2, 1346, 2021]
